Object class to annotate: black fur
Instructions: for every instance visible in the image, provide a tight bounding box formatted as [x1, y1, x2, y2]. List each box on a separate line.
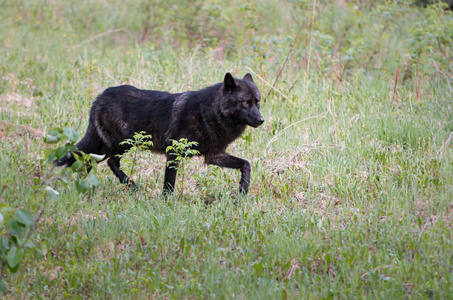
[57, 73, 264, 195]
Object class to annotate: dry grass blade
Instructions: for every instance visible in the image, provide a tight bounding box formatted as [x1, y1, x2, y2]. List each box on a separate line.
[266, 115, 323, 149]
[69, 28, 126, 49]
[245, 67, 295, 105]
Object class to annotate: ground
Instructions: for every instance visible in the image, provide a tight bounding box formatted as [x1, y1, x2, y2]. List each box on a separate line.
[0, 0, 452, 298]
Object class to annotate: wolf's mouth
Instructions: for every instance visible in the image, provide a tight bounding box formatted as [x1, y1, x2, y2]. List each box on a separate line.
[245, 117, 265, 128]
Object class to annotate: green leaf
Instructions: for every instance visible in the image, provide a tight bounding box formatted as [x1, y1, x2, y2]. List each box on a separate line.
[55, 146, 68, 159]
[89, 174, 101, 187]
[59, 170, 70, 184]
[44, 148, 55, 159]
[0, 237, 9, 252]
[34, 249, 43, 260]
[65, 144, 78, 152]
[44, 134, 58, 144]
[45, 186, 60, 199]
[40, 240, 48, 256]
[6, 247, 23, 268]
[14, 209, 34, 226]
[75, 179, 90, 193]
[71, 160, 83, 172]
[47, 129, 62, 140]
[63, 127, 79, 143]
[46, 152, 57, 163]
[50, 128, 63, 135]
[0, 280, 6, 294]
[24, 243, 35, 249]
[9, 219, 26, 237]
[8, 263, 20, 273]
[91, 160, 98, 172]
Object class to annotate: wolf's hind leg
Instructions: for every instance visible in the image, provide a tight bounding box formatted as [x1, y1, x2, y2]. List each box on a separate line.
[205, 152, 251, 194]
[107, 156, 136, 187]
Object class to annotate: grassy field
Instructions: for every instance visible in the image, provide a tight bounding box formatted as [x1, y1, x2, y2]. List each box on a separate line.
[1, 0, 453, 298]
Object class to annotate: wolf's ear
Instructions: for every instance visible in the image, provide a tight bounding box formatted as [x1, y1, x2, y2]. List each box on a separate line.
[224, 73, 236, 91]
[243, 73, 254, 83]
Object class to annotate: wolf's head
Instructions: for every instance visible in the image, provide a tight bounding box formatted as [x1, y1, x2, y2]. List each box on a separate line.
[221, 73, 265, 128]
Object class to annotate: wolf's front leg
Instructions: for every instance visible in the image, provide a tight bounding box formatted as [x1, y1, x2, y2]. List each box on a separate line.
[163, 154, 178, 195]
[108, 156, 136, 187]
[205, 152, 251, 194]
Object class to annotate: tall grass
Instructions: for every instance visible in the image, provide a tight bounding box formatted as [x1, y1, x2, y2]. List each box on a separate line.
[1, 0, 452, 298]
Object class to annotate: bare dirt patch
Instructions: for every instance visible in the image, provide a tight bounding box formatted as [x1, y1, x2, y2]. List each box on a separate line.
[0, 120, 42, 138]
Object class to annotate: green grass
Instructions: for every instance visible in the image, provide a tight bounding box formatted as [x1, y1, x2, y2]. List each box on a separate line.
[1, 0, 453, 298]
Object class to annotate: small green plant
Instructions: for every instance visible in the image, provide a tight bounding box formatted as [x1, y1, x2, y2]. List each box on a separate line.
[44, 127, 103, 194]
[117, 131, 153, 207]
[0, 127, 102, 294]
[240, 3, 269, 75]
[405, 1, 453, 88]
[165, 138, 200, 202]
[0, 193, 42, 294]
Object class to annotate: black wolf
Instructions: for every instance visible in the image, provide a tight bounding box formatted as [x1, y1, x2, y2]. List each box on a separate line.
[58, 73, 264, 195]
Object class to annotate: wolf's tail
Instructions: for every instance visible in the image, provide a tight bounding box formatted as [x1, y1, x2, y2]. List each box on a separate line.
[56, 124, 103, 167]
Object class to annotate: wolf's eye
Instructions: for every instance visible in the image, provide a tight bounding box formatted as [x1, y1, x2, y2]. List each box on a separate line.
[242, 100, 251, 106]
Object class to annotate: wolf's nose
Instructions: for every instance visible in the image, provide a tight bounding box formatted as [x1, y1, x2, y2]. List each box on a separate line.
[257, 118, 264, 124]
